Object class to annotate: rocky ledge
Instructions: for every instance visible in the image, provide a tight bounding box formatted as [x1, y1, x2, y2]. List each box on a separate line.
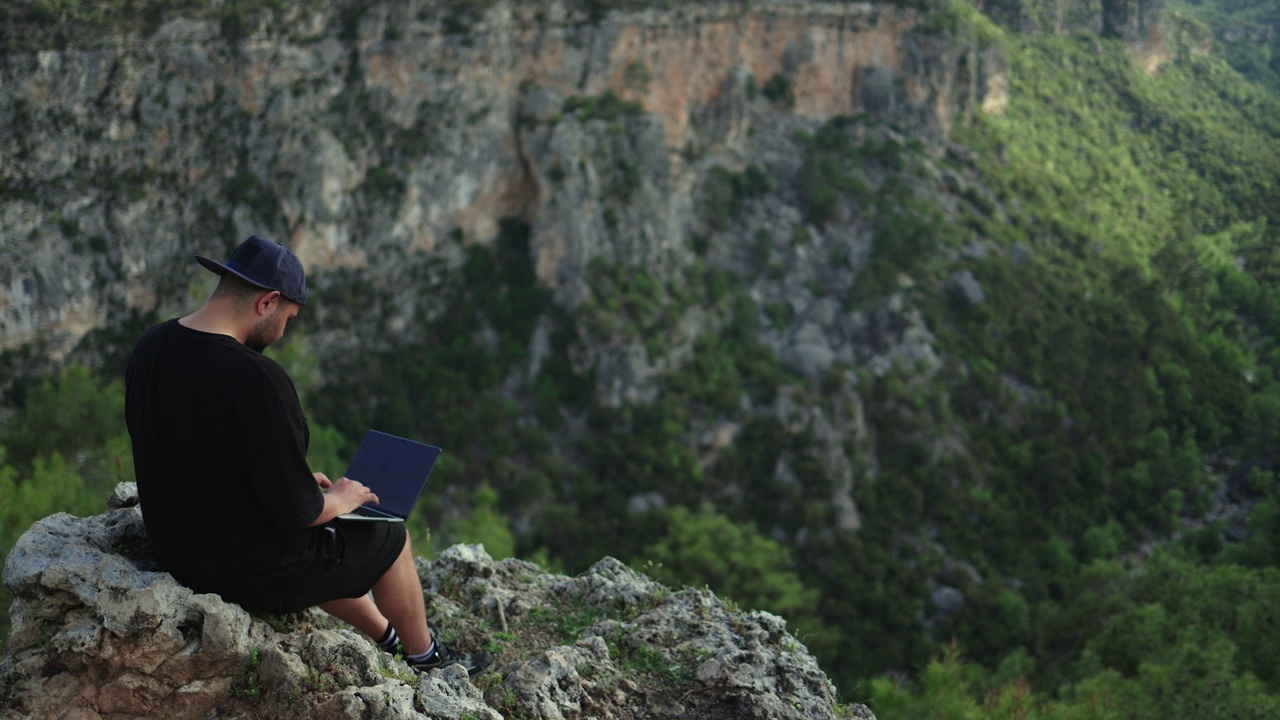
[0, 484, 873, 720]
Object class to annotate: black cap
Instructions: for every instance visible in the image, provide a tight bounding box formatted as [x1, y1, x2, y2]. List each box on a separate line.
[195, 234, 309, 305]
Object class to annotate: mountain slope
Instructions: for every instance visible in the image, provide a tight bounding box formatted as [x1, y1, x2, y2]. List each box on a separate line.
[1, 0, 1280, 711]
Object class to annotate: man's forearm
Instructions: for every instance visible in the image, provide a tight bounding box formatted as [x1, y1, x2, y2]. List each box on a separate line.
[310, 493, 349, 526]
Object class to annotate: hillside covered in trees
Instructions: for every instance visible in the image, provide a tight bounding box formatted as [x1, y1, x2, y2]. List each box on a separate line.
[3, 0, 1280, 717]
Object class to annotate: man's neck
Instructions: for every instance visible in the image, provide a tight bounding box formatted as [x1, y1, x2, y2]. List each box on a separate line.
[179, 303, 247, 344]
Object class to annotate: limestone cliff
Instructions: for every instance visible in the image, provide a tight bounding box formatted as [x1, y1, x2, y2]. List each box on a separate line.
[0, 485, 873, 720]
[0, 0, 1002, 358]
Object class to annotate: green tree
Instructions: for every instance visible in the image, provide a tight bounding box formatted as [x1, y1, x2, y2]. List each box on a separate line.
[635, 506, 819, 622]
[1, 364, 127, 474]
[449, 484, 516, 560]
[1221, 491, 1280, 568]
[1069, 639, 1280, 720]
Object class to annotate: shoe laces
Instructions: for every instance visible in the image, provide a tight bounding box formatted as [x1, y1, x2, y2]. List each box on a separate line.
[433, 638, 467, 663]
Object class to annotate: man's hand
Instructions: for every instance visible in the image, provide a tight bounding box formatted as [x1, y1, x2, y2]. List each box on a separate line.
[326, 476, 380, 513]
[310, 476, 380, 526]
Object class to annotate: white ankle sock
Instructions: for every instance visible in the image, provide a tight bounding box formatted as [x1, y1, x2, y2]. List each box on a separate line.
[405, 640, 437, 663]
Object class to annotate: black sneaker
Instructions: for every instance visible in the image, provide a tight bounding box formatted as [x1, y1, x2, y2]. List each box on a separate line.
[405, 637, 494, 677]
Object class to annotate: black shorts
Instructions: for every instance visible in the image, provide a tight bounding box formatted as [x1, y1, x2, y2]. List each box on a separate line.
[235, 521, 407, 615]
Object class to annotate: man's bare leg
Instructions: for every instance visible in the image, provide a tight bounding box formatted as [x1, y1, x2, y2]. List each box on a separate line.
[318, 531, 432, 654]
[318, 594, 388, 638]
[368, 531, 432, 654]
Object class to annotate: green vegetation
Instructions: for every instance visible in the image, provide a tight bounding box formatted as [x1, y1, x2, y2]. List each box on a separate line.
[230, 646, 264, 701]
[449, 485, 516, 560]
[762, 73, 796, 109]
[794, 119, 875, 225]
[870, 554, 1280, 719]
[437, 0, 499, 37]
[701, 164, 777, 230]
[852, 175, 958, 304]
[562, 91, 644, 123]
[623, 60, 651, 93]
[1171, 0, 1280, 89]
[838, 7, 1280, 713]
[0, 0, 325, 49]
[523, 603, 606, 644]
[609, 638, 692, 683]
[636, 506, 819, 622]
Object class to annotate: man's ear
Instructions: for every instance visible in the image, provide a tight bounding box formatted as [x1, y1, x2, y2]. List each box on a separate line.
[254, 290, 282, 317]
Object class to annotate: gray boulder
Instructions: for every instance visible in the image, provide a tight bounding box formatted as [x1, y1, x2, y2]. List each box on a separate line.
[0, 500, 474, 720]
[2, 488, 874, 720]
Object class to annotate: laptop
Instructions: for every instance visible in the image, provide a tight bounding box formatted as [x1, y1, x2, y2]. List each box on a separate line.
[336, 430, 442, 522]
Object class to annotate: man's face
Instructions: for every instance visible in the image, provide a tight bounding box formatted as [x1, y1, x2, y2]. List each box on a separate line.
[246, 300, 299, 352]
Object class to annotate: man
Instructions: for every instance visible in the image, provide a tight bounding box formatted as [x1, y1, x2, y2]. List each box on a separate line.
[124, 234, 491, 676]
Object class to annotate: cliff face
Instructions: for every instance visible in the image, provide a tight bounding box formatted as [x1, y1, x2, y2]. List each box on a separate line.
[0, 0, 1002, 358]
[0, 485, 872, 720]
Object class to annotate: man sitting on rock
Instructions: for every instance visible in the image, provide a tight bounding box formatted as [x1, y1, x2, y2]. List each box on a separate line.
[124, 234, 492, 676]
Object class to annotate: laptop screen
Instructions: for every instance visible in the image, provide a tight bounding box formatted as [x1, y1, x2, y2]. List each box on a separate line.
[342, 430, 442, 518]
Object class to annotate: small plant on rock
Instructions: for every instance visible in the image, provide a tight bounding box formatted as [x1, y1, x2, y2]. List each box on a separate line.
[230, 647, 264, 701]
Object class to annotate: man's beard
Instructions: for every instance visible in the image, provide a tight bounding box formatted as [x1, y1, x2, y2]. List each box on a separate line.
[245, 313, 280, 352]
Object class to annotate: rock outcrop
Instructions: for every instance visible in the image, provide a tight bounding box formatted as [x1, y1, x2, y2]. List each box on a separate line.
[0, 484, 873, 720]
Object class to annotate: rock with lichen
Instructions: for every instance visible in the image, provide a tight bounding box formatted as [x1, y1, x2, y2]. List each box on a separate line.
[1, 484, 872, 720]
